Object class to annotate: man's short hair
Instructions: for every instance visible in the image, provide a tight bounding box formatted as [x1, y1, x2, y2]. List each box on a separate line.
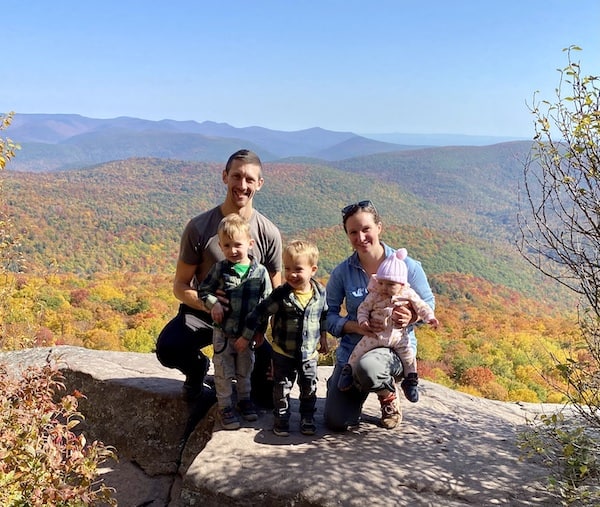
[225, 149, 263, 175]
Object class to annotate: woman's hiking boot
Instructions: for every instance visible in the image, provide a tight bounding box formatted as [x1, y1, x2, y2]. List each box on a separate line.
[379, 391, 402, 429]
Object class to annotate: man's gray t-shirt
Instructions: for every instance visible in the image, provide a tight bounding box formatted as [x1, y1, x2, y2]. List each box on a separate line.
[179, 206, 282, 288]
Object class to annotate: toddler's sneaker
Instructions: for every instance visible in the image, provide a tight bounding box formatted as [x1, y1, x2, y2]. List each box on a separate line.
[220, 406, 241, 430]
[273, 419, 290, 437]
[300, 416, 316, 436]
[401, 373, 419, 403]
[337, 364, 354, 391]
[236, 399, 258, 421]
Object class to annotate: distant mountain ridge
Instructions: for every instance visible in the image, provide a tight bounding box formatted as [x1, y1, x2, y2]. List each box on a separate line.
[7, 113, 525, 172]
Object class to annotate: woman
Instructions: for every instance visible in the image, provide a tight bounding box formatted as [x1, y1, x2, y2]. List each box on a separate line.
[324, 200, 435, 431]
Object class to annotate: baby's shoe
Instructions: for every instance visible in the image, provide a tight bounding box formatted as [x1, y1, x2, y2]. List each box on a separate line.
[401, 372, 419, 403]
[337, 364, 354, 391]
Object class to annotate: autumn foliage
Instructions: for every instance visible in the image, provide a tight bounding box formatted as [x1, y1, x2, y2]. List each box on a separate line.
[0, 359, 116, 506]
[0, 139, 579, 404]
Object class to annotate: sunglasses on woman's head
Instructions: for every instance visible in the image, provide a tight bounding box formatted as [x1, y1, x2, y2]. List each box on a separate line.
[341, 200, 376, 219]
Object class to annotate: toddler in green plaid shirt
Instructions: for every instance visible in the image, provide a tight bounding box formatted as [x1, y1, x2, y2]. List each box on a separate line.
[236, 240, 329, 436]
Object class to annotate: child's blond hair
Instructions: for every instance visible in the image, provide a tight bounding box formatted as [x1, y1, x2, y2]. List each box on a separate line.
[217, 213, 252, 240]
[284, 240, 319, 266]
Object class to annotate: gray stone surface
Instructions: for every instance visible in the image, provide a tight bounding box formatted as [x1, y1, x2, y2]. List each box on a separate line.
[0, 346, 561, 506]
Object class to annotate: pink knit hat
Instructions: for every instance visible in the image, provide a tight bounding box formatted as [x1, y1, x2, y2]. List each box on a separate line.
[376, 248, 408, 284]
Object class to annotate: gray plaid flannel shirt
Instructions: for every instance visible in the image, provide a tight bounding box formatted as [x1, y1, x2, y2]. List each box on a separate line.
[197, 257, 272, 337]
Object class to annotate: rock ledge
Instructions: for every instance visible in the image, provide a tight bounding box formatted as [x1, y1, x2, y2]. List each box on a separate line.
[0, 346, 559, 506]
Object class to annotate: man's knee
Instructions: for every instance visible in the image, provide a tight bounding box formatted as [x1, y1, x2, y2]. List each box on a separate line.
[155, 339, 178, 369]
[156, 333, 209, 379]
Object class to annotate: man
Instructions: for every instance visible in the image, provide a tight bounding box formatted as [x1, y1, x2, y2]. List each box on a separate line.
[156, 149, 282, 408]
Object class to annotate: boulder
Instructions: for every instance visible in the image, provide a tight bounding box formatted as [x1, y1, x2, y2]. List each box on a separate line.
[0, 346, 559, 506]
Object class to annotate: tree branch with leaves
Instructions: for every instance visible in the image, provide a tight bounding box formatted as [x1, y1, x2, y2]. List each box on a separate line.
[517, 46, 600, 503]
[0, 112, 20, 170]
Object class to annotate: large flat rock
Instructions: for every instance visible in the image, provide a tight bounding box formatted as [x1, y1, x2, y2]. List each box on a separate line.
[1, 346, 558, 506]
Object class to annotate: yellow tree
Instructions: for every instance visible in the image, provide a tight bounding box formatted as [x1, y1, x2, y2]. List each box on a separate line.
[0, 112, 24, 349]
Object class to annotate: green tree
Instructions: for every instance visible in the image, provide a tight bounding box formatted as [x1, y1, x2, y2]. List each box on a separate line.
[517, 47, 600, 503]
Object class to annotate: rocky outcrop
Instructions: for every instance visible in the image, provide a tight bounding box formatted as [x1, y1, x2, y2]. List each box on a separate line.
[0, 346, 560, 506]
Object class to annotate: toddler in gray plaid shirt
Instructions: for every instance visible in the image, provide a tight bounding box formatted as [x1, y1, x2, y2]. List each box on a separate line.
[198, 214, 272, 430]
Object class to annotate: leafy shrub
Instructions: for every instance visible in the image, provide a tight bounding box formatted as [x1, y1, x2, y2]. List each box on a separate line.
[0, 358, 117, 506]
[518, 411, 600, 506]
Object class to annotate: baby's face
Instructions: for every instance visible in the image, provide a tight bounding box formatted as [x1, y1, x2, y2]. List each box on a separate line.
[377, 279, 404, 297]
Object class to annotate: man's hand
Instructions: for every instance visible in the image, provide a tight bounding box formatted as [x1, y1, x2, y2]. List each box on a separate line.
[214, 288, 229, 307]
[211, 302, 224, 324]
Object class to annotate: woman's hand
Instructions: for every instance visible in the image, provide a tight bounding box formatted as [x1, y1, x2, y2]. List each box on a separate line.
[367, 301, 415, 330]
[318, 333, 329, 354]
[390, 302, 418, 328]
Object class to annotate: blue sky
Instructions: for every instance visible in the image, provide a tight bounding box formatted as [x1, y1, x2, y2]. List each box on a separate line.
[3, 1, 599, 138]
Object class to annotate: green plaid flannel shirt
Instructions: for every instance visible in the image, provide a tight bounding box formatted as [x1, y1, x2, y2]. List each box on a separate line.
[242, 279, 327, 360]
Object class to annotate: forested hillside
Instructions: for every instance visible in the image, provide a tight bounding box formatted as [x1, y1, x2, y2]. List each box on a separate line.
[4, 151, 556, 297]
[332, 141, 533, 239]
[1, 152, 579, 403]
